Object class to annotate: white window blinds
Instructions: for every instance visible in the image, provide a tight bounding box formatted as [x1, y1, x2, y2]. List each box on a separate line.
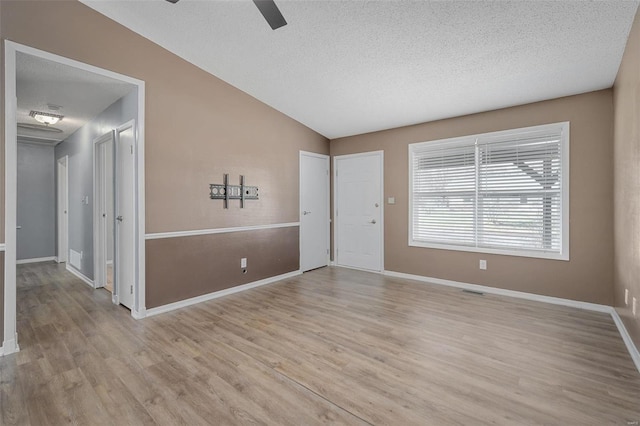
[409, 122, 569, 260]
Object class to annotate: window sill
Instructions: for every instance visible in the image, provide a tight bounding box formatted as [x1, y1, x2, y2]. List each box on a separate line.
[408, 240, 569, 261]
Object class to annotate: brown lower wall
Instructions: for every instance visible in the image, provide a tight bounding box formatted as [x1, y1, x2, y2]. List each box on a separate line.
[145, 227, 299, 308]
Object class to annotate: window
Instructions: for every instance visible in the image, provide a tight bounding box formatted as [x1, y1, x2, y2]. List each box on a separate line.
[409, 122, 569, 260]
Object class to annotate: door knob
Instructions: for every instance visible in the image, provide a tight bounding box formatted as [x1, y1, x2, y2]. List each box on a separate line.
[116, 215, 123, 222]
[303, 211, 311, 215]
[370, 219, 376, 224]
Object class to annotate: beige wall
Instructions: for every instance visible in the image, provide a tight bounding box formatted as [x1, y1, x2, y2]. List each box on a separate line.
[614, 9, 640, 349]
[331, 90, 614, 305]
[0, 0, 328, 336]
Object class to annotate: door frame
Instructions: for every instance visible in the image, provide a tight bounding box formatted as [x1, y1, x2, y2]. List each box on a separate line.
[56, 155, 69, 264]
[332, 150, 385, 272]
[93, 131, 114, 291]
[299, 151, 330, 272]
[3, 41, 147, 356]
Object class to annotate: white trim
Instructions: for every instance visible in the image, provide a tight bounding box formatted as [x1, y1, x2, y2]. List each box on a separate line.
[407, 121, 570, 262]
[405, 242, 569, 261]
[0, 244, 6, 252]
[4, 42, 18, 356]
[65, 264, 94, 288]
[134, 83, 147, 319]
[8, 42, 146, 87]
[1, 336, 19, 356]
[145, 222, 300, 240]
[383, 270, 610, 312]
[3, 41, 147, 342]
[383, 269, 640, 373]
[611, 310, 640, 373]
[333, 150, 385, 272]
[299, 151, 330, 272]
[131, 308, 146, 319]
[16, 256, 56, 265]
[145, 270, 302, 317]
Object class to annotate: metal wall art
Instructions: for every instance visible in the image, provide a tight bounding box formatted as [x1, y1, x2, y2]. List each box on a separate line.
[210, 174, 259, 209]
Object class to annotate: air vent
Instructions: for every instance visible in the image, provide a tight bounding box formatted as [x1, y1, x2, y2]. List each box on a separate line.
[462, 289, 484, 296]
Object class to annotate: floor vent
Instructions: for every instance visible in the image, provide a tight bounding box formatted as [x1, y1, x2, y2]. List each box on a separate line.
[69, 249, 82, 270]
[462, 289, 484, 296]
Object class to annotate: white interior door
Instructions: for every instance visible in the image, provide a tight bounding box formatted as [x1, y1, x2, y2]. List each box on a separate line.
[56, 156, 69, 263]
[115, 121, 136, 309]
[300, 152, 330, 272]
[94, 131, 114, 289]
[334, 151, 383, 271]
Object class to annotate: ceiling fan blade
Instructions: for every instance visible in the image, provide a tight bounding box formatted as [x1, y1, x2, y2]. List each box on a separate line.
[252, 0, 287, 30]
[165, 0, 179, 4]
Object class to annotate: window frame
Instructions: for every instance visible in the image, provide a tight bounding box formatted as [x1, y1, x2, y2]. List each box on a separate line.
[408, 122, 570, 261]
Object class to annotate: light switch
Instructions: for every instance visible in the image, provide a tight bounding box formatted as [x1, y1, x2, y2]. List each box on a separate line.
[388, 197, 395, 205]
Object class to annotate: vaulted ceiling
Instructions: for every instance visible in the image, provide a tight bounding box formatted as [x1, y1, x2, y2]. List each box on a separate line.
[80, 0, 639, 139]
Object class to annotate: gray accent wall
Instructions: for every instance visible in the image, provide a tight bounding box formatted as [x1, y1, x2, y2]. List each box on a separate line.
[17, 142, 56, 261]
[55, 89, 137, 280]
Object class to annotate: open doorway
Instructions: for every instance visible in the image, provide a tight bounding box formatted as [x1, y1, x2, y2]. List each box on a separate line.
[3, 41, 147, 355]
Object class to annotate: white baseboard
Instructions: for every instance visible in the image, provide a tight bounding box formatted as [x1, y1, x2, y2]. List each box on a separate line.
[383, 270, 611, 313]
[65, 264, 94, 288]
[611, 310, 640, 373]
[16, 256, 56, 265]
[383, 269, 639, 373]
[131, 308, 146, 319]
[146, 270, 302, 317]
[2, 335, 20, 356]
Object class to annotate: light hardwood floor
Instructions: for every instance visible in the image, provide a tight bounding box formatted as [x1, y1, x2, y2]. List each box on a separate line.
[1, 262, 639, 425]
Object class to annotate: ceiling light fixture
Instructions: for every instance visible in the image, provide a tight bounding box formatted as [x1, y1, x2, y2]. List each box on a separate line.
[29, 110, 64, 126]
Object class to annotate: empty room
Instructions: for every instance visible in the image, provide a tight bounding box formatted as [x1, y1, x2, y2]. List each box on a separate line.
[1, 0, 640, 425]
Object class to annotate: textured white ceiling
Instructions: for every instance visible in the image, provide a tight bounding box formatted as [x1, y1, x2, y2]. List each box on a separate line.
[17, 52, 135, 143]
[81, 0, 638, 139]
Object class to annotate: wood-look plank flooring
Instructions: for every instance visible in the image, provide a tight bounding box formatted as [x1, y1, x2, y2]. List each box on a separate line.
[1, 262, 639, 425]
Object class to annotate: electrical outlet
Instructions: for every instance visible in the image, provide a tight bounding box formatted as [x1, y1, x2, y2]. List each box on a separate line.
[625, 289, 629, 306]
[240, 258, 247, 268]
[633, 297, 637, 317]
[479, 260, 487, 270]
